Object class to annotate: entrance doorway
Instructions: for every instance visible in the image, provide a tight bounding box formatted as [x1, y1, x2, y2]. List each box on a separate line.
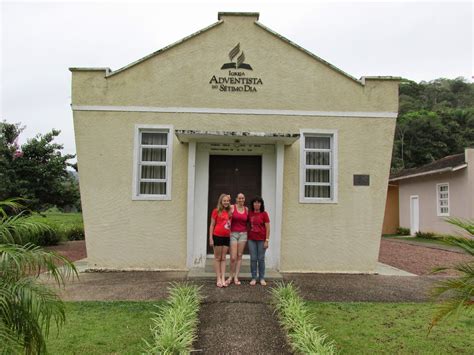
[410, 195, 419, 236]
[207, 155, 262, 253]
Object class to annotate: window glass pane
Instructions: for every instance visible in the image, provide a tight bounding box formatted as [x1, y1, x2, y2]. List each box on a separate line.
[305, 185, 331, 198]
[440, 193, 448, 199]
[306, 151, 330, 166]
[142, 148, 166, 162]
[441, 207, 448, 214]
[439, 185, 448, 192]
[142, 132, 167, 145]
[306, 169, 330, 183]
[140, 182, 166, 195]
[305, 136, 330, 149]
[440, 200, 448, 206]
[141, 165, 166, 179]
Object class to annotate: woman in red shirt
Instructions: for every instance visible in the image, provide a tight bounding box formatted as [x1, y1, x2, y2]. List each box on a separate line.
[209, 193, 232, 288]
[248, 196, 270, 286]
[227, 193, 248, 286]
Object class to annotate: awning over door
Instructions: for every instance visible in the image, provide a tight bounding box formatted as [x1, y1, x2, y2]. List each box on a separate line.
[175, 129, 300, 145]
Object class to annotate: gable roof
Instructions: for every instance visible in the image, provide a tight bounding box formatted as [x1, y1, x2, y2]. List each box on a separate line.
[390, 152, 467, 182]
[70, 12, 400, 85]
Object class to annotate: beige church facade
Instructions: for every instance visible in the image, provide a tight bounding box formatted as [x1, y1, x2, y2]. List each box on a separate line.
[70, 12, 399, 273]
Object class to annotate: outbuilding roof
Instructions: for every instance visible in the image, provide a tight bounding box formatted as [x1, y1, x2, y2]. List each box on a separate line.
[389, 152, 467, 182]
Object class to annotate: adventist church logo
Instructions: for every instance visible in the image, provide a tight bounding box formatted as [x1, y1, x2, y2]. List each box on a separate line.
[209, 43, 263, 93]
[221, 43, 252, 70]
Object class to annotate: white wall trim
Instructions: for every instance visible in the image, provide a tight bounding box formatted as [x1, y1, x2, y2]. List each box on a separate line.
[186, 141, 197, 268]
[299, 129, 339, 204]
[132, 124, 174, 201]
[72, 105, 397, 119]
[273, 143, 284, 270]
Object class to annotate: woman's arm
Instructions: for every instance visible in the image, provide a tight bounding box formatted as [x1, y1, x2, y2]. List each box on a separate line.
[264, 222, 270, 249]
[209, 218, 215, 246]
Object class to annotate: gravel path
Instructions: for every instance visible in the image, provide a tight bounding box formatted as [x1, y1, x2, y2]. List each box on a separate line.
[195, 302, 292, 355]
[378, 239, 471, 276]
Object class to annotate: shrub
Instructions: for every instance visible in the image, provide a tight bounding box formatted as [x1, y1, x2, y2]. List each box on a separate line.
[143, 282, 203, 354]
[397, 227, 411, 235]
[415, 231, 436, 239]
[271, 282, 336, 355]
[430, 218, 474, 330]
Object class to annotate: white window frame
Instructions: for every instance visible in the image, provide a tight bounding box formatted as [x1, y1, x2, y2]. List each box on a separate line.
[436, 182, 449, 216]
[132, 124, 173, 200]
[299, 129, 338, 204]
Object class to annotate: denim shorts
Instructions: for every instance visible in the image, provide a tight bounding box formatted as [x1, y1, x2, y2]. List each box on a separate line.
[230, 232, 248, 243]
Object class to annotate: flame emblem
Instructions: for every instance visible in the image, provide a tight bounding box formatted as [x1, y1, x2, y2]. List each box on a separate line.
[221, 44, 252, 70]
[229, 43, 240, 62]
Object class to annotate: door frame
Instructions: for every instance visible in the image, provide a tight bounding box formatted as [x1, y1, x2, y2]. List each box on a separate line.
[409, 195, 419, 236]
[186, 142, 284, 269]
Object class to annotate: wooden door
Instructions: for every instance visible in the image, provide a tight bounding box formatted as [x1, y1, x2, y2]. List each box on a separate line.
[207, 155, 262, 253]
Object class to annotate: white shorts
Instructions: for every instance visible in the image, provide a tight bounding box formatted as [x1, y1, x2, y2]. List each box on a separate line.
[230, 232, 248, 243]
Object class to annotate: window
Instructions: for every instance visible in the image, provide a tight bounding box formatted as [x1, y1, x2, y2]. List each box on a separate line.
[133, 125, 173, 200]
[300, 129, 338, 203]
[436, 183, 449, 216]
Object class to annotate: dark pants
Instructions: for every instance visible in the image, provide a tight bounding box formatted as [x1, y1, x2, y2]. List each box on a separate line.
[248, 240, 265, 280]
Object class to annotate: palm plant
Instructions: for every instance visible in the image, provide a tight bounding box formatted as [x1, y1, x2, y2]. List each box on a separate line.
[0, 198, 77, 354]
[430, 217, 474, 330]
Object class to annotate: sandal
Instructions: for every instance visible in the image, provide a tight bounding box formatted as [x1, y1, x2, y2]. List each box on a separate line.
[249, 279, 257, 286]
[260, 279, 267, 286]
[216, 281, 223, 288]
[234, 278, 241, 285]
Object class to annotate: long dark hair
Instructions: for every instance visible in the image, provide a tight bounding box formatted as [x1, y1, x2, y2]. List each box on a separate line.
[250, 196, 265, 212]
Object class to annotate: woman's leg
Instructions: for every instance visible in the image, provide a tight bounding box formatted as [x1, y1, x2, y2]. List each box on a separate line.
[248, 239, 258, 284]
[229, 240, 238, 281]
[234, 240, 246, 284]
[257, 241, 266, 283]
[213, 245, 223, 286]
[220, 246, 229, 286]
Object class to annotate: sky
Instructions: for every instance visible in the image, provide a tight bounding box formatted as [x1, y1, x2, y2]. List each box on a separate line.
[1, 0, 473, 158]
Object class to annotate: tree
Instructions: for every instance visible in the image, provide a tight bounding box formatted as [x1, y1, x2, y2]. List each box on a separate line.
[393, 77, 474, 172]
[430, 218, 474, 331]
[0, 121, 80, 211]
[0, 199, 77, 353]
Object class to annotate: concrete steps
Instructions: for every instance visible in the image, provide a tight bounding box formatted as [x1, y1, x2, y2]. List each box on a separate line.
[187, 258, 282, 280]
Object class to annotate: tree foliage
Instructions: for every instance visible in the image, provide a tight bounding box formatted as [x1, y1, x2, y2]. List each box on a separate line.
[0, 121, 79, 211]
[392, 77, 474, 171]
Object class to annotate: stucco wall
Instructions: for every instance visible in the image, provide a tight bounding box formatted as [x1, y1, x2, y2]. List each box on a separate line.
[71, 14, 398, 271]
[382, 184, 399, 234]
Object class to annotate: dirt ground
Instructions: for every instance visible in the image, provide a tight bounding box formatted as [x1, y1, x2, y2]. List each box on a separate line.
[45, 240, 86, 262]
[378, 238, 471, 276]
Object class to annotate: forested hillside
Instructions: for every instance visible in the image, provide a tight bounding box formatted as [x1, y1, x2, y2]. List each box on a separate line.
[391, 77, 474, 172]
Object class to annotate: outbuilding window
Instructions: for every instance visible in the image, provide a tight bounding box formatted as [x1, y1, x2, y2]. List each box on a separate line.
[133, 125, 173, 200]
[436, 183, 449, 216]
[300, 129, 338, 203]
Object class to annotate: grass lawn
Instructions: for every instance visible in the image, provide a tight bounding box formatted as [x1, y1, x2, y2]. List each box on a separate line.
[47, 302, 159, 354]
[46, 302, 473, 354]
[309, 302, 474, 354]
[30, 212, 83, 226]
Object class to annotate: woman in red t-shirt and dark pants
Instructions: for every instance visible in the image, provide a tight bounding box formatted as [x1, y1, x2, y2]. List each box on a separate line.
[209, 193, 232, 288]
[248, 196, 270, 286]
